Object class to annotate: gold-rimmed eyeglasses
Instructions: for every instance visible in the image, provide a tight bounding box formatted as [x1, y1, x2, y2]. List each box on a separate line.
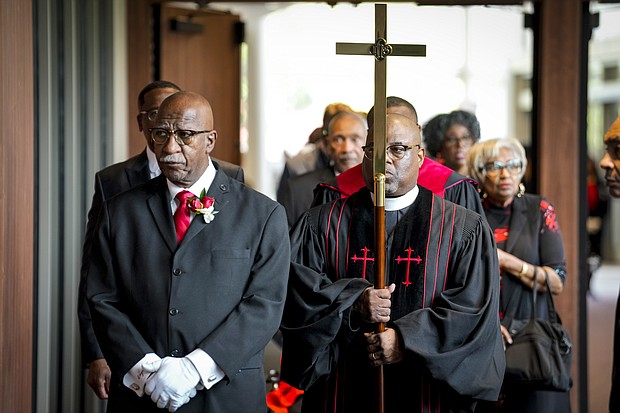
[149, 128, 212, 146]
[361, 144, 420, 161]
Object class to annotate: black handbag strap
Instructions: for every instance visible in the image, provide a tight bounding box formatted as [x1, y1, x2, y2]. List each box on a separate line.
[532, 266, 562, 324]
[503, 266, 561, 324]
[541, 268, 561, 324]
[501, 275, 525, 326]
[531, 267, 538, 319]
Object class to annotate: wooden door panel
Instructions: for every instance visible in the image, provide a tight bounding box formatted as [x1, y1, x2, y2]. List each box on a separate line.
[160, 6, 241, 165]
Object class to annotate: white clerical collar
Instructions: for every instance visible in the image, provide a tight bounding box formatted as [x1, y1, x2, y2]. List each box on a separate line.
[371, 186, 419, 211]
[145, 146, 161, 179]
[167, 158, 217, 202]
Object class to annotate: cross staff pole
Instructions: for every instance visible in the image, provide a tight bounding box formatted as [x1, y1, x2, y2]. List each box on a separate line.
[336, 4, 426, 413]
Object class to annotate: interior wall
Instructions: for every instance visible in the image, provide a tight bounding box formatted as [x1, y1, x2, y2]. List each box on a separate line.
[0, 1, 34, 412]
[536, 0, 585, 410]
[126, 0, 242, 166]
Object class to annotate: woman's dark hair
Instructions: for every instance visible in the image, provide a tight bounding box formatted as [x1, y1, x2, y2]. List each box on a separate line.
[422, 113, 448, 158]
[422, 110, 481, 158]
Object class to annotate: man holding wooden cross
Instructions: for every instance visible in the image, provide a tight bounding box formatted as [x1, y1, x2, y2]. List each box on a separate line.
[281, 111, 505, 413]
[280, 6, 504, 412]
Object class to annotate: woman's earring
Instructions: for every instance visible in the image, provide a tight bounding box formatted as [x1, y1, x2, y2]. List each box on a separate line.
[478, 187, 487, 200]
[517, 182, 526, 198]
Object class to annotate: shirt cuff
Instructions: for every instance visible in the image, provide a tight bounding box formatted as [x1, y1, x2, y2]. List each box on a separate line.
[186, 348, 225, 390]
[122, 353, 161, 396]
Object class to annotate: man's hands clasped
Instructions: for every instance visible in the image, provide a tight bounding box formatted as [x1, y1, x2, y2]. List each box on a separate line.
[143, 357, 202, 412]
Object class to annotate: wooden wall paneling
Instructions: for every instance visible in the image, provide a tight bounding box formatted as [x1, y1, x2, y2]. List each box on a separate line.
[126, 0, 155, 158]
[160, 6, 241, 165]
[0, 1, 34, 412]
[536, 0, 583, 410]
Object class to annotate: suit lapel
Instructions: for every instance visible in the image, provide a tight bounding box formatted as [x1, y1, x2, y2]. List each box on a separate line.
[146, 175, 177, 253]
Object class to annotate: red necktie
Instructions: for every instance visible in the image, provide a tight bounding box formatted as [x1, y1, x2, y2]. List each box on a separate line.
[174, 190, 193, 243]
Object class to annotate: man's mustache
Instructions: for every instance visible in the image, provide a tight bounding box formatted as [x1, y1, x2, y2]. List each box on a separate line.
[159, 155, 185, 164]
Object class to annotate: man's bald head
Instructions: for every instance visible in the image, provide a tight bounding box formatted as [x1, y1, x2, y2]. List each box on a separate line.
[157, 91, 215, 131]
[367, 96, 419, 127]
[153, 91, 218, 188]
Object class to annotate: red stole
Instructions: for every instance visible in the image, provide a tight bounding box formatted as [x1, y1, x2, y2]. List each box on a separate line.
[335, 158, 453, 198]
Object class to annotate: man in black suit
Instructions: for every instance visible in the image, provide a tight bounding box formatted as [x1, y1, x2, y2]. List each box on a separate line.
[279, 111, 366, 227]
[86, 91, 289, 412]
[78, 80, 244, 400]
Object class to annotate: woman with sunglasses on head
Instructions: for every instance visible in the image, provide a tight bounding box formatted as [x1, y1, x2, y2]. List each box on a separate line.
[467, 138, 570, 412]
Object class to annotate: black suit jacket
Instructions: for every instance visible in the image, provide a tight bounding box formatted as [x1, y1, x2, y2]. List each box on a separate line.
[78, 150, 244, 365]
[279, 166, 337, 228]
[86, 171, 289, 413]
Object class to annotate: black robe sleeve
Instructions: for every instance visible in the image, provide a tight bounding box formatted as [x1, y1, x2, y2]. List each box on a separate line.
[280, 209, 371, 390]
[443, 177, 486, 218]
[393, 211, 505, 400]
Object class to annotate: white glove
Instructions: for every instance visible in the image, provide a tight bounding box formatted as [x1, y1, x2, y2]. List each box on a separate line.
[144, 356, 201, 411]
[168, 386, 197, 412]
[123, 353, 162, 396]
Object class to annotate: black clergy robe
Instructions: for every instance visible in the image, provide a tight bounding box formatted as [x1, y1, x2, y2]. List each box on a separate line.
[281, 186, 505, 413]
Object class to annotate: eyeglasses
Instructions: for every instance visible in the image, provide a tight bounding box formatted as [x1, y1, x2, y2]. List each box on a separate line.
[479, 159, 523, 177]
[443, 134, 474, 147]
[140, 109, 159, 122]
[361, 144, 420, 160]
[149, 128, 212, 146]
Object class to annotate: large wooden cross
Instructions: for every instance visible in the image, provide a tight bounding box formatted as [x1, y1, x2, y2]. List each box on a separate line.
[335, 5, 426, 413]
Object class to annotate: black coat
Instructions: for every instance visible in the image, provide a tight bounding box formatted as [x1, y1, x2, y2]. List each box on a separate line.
[78, 150, 243, 365]
[86, 171, 289, 412]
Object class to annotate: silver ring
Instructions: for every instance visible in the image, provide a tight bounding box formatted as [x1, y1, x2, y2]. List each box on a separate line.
[372, 352, 377, 360]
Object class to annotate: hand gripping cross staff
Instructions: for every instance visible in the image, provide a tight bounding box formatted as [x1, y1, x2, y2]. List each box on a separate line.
[336, 4, 425, 413]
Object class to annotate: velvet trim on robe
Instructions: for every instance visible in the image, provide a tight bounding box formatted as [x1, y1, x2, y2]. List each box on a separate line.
[281, 186, 504, 413]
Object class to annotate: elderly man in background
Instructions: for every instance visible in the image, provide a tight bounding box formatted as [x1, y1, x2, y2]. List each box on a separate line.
[279, 110, 366, 227]
[276, 102, 354, 203]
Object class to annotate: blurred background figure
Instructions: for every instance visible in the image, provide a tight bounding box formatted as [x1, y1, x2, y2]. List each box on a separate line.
[467, 137, 570, 412]
[276, 102, 353, 203]
[586, 156, 609, 284]
[279, 110, 366, 227]
[599, 116, 620, 413]
[423, 109, 481, 176]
